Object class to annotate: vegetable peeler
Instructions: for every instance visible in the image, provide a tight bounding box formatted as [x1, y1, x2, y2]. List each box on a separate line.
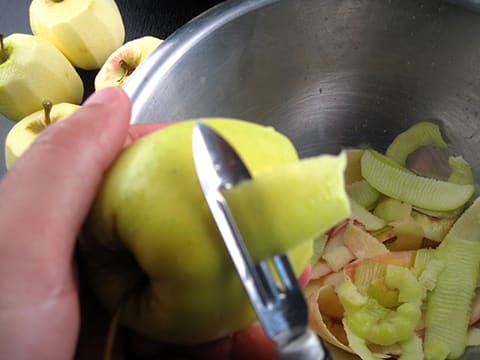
[192, 120, 331, 360]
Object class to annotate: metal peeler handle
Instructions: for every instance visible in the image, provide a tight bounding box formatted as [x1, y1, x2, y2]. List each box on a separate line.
[277, 329, 331, 360]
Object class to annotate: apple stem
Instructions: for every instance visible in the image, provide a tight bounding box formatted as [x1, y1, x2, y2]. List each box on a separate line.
[0, 34, 7, 65]
[43, 100, 53, 126]
[26, 100, 55, 134]
[119, 60, 135, 83]
[103, 307, 121, 360]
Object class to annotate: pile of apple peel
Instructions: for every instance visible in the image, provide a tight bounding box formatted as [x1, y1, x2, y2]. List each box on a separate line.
[1, 1, 165, 168]
[305, 121, 480, 360]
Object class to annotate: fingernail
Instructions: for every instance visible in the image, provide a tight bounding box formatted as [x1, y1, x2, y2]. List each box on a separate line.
[84, 87, 126, 107]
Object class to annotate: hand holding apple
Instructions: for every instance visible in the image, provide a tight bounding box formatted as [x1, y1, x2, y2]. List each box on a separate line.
[0, 88, 285, 360]
[0, 88, 130, 360]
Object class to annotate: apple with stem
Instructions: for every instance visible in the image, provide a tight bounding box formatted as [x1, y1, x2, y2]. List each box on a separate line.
[95, 36, 163, 90]
[30, 0, 125, 70]
[5, 100, 80, 169]
[0, 33, 83, 121]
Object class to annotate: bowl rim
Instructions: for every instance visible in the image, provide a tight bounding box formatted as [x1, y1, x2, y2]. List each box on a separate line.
[125, 0, 280, 124]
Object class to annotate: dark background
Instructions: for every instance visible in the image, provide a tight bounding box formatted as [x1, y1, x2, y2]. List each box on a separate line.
[0, 0, 224, 177]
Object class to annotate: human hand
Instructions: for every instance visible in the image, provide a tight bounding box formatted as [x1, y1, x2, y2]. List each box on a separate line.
[0, 87, 277, 360]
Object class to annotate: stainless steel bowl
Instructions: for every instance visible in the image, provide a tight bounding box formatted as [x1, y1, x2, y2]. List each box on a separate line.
[125, 0, 480, 358]
[126, 0, 480, 179]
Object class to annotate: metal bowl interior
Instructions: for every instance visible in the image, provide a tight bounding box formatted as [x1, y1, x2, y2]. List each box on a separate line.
[126, 0, 480, 181]
[124, 1, 480, 358]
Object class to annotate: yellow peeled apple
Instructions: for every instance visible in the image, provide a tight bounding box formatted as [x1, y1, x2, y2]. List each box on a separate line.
[29, 0, 125, 70]
[0, 33, 83, 121]
[79, 118, 350, 344]
[5, 101, 80, 169]
[95, 36, 163, 90]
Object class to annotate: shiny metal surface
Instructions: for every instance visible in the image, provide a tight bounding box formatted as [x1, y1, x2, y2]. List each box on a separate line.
[449, 0, 480, 11]
[192, 121, 327, 359]
[125, 1, 480, 357]
[126, 0, 480, 182]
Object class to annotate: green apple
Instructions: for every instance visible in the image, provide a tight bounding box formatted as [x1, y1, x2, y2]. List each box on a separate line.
[5, 100, 80, 169]
[0, 33, 83, 122]
[29, 0, 125, 70]
[79, 118, 350, 344]
[95, 36, 163, 90]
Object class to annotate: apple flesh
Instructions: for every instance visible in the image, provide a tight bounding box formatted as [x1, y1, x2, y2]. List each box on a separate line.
[29, 0, 125, 70]
[223, 153, 350, 260]
[5, 101, 80, 169]
[79, 118, 349, 344]
[95, 36, 163, 90]
[0, 33, 83, 121]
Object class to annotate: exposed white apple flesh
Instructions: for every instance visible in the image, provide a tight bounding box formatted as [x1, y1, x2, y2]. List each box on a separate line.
[0, 33, 83, 121]
[29, 0, 125, 70]
[94, 36, 163, 90]
[5, 101, 80, 169]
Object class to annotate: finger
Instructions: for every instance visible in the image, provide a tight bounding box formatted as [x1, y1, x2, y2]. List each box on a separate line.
[0, 86, 132, 303]
[231, 324, 278, 360]
[185, 324, 277, 360]
[124, 121, 175, 146]
[184, 336, 233, 359]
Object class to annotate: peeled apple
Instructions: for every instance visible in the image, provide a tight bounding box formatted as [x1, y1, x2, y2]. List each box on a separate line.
[29, 0, 125, 70]
[0, 33, 83, 121]
[79, 118, 350, 344]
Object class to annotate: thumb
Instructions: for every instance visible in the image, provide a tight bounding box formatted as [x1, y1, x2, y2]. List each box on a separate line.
[0, 87, 131, 298]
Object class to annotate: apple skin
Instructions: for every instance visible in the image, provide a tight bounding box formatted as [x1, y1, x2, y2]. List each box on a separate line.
[29, 0, 125, 70]
[0, 33, 84, 122]
[79, 119, 320, 344]
[5, 102, 80, 169]
[95, 36, 163, 90]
